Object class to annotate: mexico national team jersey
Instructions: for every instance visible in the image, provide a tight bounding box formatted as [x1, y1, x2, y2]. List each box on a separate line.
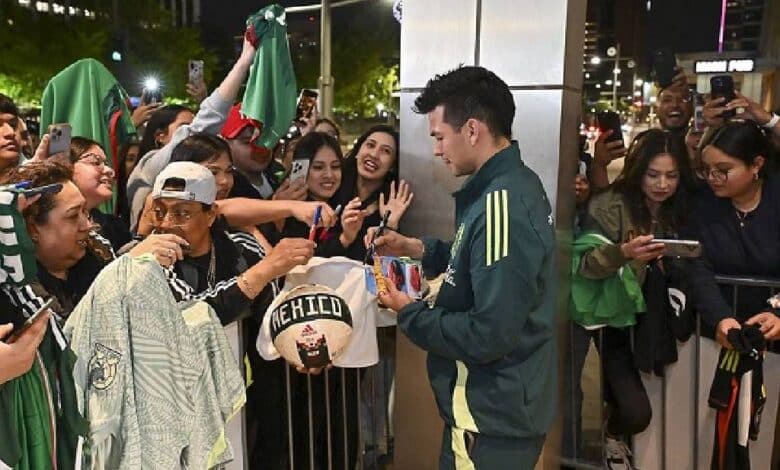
[257, 257, 381, 368]
[63, 254, 244, 469]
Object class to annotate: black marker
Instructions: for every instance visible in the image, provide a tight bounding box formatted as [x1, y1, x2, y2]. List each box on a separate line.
[364, 210, 391, 265]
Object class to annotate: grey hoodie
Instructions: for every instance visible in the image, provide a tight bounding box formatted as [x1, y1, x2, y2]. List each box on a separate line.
[126, 91, 232, 230]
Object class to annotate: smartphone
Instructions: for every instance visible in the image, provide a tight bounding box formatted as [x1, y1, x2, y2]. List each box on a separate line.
[710, 75, 736, 119]
[22, 183, 63, 198]
[596, 111, 624, 145]
[47, 123, 72, 155]
[296, 89, 319, 123]
[578, 160, 588, 177]
[289, 159, 310, 183]
[142, 88, 163, 106]
[652, 239, 702, 258]
[8, 298, 53, 341]
[653, 48, 677, 89]
[188, 60, 204, 85]
[692, 91, 706, 133]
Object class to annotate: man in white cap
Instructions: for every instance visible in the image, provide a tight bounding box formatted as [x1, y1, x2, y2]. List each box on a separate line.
[149, 161, 315, 324]
[150, 161, 316, 467]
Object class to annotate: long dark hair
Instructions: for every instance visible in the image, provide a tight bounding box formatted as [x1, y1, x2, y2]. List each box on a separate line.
[612, 129, 692, 232]
[335, 125, 399, 208]
[139, 105, 192, 157]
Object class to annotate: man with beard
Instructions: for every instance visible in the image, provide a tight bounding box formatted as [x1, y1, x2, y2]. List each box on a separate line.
[590, 73, 692, 189]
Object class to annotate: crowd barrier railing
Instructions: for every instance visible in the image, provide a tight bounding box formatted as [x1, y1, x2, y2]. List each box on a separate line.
[561, 275, 780, 470]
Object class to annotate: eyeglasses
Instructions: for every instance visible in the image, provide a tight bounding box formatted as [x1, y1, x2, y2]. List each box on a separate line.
[695, 166, 733, 183]
[149, 207, 194, 227]
[78, 153, 109, 167]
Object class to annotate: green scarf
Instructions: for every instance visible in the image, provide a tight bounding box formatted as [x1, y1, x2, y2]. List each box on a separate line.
[242, 4, 298, 149]
[40, 59, 137, 214]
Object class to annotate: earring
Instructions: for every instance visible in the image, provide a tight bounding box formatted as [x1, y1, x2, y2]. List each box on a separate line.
[754, 173, 759, 181]
[31, 235, 39, 243]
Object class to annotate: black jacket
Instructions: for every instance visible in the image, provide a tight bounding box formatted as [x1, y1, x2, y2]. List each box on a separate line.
[164, 229, 278, 326]
[229, 160, 286, 200]
[90, 209, 133, 253]
[684, 176, 780, 338]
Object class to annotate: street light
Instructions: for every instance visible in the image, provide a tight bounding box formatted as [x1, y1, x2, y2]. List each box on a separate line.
[590, 56, 602, 65]
[143, 77, 160, 91]
[635, 79, 644, 86]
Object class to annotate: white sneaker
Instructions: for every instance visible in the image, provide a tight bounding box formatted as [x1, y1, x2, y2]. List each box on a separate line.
[604, 436, 635, 470]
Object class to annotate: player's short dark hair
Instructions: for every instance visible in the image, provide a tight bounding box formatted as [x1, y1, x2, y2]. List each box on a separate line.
[413, 66, 514, 139]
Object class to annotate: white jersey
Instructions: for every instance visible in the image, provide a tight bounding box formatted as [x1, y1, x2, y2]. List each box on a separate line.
[257, 257, 381, 368]
[63, 254, 244, 469]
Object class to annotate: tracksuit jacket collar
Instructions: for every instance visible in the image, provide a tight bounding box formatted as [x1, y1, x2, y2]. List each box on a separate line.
[454, 141, 521, 203]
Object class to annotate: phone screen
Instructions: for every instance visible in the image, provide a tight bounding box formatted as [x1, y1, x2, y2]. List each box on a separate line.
[296, 90, 318, 122]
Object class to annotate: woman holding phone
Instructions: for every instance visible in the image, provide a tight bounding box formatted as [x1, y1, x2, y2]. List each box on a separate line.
[266, 131, 371, 258]
[573, 129, 693, 468]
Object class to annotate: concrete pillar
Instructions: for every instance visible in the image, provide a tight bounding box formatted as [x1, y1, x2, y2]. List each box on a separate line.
[395, 1, 586, 468]
[191, 0, 200, 24]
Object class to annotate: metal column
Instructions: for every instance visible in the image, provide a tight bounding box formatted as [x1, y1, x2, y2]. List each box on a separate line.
[396, 1, 586, 468]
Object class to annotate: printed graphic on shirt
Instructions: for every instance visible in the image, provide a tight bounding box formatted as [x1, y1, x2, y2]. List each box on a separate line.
[485, 189, 509, 266]
[88, 343, 121, 390]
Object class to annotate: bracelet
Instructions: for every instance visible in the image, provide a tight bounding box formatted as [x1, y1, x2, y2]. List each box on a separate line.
[239, 273, 258, 298]
[764, 114, 780, 130]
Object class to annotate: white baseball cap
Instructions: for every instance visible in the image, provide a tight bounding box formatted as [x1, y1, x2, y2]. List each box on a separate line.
[151, 161, 217, 205]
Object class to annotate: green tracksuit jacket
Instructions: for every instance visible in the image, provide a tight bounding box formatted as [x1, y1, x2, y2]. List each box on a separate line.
[398, 142, 557, 439]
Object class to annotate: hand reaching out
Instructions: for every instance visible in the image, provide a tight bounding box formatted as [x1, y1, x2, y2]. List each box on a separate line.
[380, 180, 414, 230]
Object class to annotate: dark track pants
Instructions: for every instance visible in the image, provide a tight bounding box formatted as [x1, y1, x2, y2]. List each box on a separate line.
[439, 426, 545, 470]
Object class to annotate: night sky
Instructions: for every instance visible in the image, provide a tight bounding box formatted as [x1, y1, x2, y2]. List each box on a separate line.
[199, 0, 399, 71]
[646, 0, 721, 54]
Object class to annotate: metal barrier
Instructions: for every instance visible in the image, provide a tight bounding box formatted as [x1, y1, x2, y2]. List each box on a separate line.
[561, 275, 780, 469]
[259, 326, 396, 470]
